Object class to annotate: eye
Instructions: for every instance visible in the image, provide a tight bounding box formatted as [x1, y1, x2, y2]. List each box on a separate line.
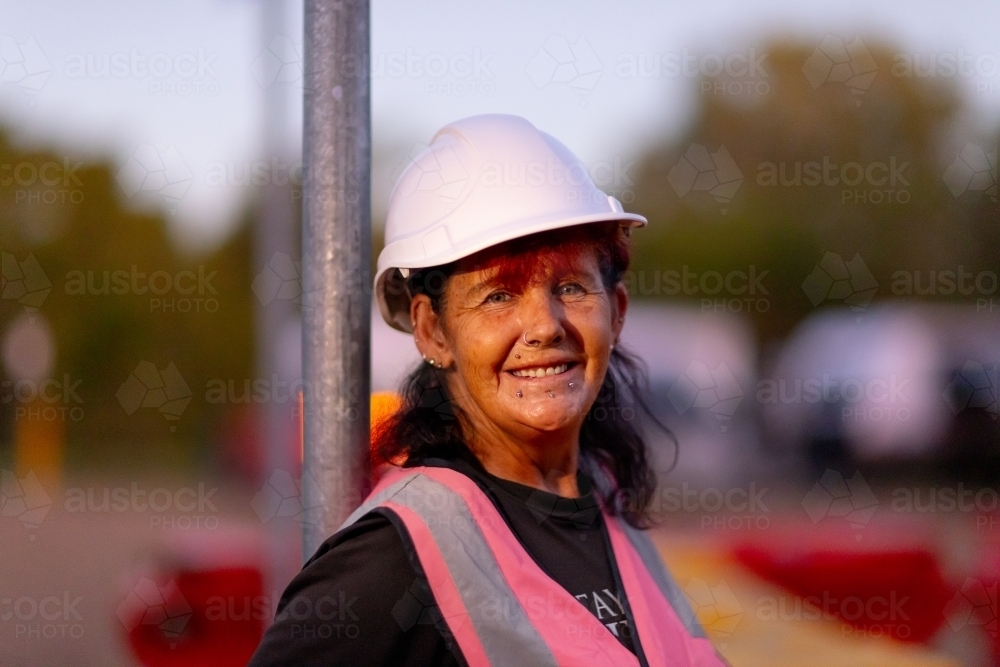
[483, 290, 511, 304]
[557, 282, 586, 296]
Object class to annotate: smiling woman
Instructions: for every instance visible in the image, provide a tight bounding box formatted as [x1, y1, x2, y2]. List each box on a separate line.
[377, 221, 658, 524]
[248, 115, 726, 667]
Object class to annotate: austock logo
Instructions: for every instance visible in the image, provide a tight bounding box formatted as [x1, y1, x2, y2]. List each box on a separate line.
[251, 35, 303, 90]
[63, 265, 220, 315]
[944, 578, 997, 638]
[667, 144, 743, 215]
[614, 47, 770, 99]
[801, 469, 878, 534]
[63, 48, 219, 97]
[1, 252, 51, 310]
[756, 373, 913, 425]
[802, 35, 878, 106]
[755, 590, 912, 640]
[252, 469, 323, 527]
[1, 590, 85, 640]
[801, 252, 878, 312]
[252, 252, 302, 306]
[526, 34, 602, 104]
[394, 139, 473, 211]
[3, 374, 86, 424]
[0, 469, 52, 539]
[116, 143, 193, 214]
[392, 579, 442, 633]
[116, 578, 192, 648]
[682, 578, 743, 646]
[942, 143, 997, 202]
[116, 361, 193, 431]
[0, 35, 52, 98]
[755, 156, 910, 205]
[372, 48, 495, 98]
[943, 361, 998, 420]
[620, 265, 770, 315]
[667, 361, 744, 431]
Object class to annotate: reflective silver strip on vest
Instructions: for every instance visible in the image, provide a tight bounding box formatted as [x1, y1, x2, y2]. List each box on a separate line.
[621, 523, 706, 638]
[342, 472, 559, 667]
[336, 474, 419, 533]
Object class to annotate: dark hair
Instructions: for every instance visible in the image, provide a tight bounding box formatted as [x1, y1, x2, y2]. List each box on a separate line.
[373, 222, 668, 528]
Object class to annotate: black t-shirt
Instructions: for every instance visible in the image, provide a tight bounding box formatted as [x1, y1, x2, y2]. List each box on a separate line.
[248, 452, 638, 666]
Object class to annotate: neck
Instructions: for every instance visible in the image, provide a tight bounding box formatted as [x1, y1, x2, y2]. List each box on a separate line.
[466, 427, 581, 498]
[444, 375, 583, 497]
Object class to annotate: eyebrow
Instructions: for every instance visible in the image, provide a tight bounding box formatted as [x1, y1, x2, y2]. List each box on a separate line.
[469, 279, 494, 293]
[468, 269, 594, 295]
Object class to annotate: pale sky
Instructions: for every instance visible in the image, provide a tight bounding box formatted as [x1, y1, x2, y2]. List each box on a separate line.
[1, 0, 999, 251]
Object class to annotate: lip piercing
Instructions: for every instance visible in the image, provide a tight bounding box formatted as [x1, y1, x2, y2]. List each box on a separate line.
[568, 382, 574, 388]
[516, 391, 523, 398]
[547, 390, 554, 398]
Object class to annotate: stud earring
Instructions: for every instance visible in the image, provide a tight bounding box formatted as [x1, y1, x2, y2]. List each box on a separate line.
[427, 357, 436, 366]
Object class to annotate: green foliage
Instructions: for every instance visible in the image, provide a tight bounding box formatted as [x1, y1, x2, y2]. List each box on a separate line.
[0, 128, 255, 469]
[629, 40, 999, 344]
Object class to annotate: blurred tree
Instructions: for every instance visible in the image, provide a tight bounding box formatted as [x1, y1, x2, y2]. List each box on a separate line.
[0, 126, 256, 469]
[629, 40, 999, 346]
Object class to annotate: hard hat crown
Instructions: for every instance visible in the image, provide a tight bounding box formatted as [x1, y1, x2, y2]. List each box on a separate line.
[376, 114, 646, 332]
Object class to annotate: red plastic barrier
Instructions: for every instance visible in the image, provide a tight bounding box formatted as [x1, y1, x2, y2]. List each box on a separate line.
[735, 546, 954, 644]
[119, 566, 265, 667]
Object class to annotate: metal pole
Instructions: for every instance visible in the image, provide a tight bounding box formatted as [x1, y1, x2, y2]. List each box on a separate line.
[301, 0, 371, 559]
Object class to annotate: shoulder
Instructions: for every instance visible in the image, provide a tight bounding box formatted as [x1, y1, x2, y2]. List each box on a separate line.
[249, 510, 464, 667]
[285, 509, 416, 609]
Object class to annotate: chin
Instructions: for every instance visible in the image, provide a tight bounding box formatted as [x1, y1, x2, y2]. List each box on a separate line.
[515, 403, 587, 433]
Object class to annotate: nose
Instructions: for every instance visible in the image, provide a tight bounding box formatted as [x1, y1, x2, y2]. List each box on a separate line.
[520, 287, 565, 348]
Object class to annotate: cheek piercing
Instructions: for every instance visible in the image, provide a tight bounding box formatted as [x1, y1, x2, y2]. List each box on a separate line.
[516, 391, 523, 398]
[514, 354, 521, 359]
[568, 382, 575, 388]
[547, 390, 554, 398]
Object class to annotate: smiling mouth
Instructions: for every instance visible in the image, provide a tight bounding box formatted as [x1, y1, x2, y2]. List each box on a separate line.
[509, 363, 573, 378]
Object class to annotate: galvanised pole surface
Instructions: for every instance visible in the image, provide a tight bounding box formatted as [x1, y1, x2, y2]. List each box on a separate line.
[301, 0, 370, 559]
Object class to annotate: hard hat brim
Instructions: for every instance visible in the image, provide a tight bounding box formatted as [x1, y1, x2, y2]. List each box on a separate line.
[374, 212, 646, 333]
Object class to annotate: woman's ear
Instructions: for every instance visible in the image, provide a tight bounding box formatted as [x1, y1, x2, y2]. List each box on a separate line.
[612, 282, 629, 341]
[410, 294, 453, 368]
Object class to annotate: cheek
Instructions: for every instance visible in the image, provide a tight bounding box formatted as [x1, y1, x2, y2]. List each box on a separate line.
[450, 315, 513, 385]
[570, 304, 615, 355]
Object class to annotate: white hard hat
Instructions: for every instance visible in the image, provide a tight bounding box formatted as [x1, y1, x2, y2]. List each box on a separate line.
[375, 114, 647, 332]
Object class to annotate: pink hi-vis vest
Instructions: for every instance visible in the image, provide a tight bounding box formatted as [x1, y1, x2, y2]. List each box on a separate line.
[337, 466, 726, 667]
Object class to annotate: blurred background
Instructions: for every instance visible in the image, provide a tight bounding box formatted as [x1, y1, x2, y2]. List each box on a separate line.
[1, 0, 999, 665]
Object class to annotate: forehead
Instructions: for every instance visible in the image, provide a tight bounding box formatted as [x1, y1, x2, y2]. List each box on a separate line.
[451, 241, 600, 292]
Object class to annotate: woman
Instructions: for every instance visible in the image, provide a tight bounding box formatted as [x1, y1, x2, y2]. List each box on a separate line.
[248, 115, 725, 666]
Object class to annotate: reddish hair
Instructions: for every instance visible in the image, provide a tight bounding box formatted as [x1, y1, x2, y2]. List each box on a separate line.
[406, 221, 631, 312]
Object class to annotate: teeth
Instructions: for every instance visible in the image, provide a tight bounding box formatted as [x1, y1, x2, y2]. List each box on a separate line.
[512, 364, 568, 378]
